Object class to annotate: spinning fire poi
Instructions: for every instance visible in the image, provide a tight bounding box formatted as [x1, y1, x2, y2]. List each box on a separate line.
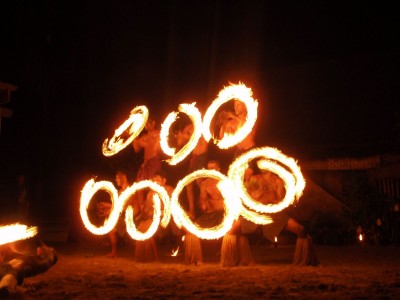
[79, 82, 306, 247]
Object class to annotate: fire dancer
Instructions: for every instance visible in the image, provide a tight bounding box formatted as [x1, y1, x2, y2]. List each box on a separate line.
[175, 122, 209, 220]
[169, 122, 209, 260]
[247, 170, 319, 266]
[0, 240, 57, 296]
[135, 171, 173, 262]
[132, 117, 163, 207]
[219, 99, 318, 266]
[97, 169, 132, 257]
[217, 100, 257, 266]
[217, 100, 257, 178]
[184, 160, 225, 265]
[217, 100, 248, 137]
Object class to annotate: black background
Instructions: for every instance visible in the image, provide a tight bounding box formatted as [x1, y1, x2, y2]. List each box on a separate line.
[0, 1, 399, 222]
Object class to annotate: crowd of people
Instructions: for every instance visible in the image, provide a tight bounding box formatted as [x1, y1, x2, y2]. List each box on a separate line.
[94, 99, 319, 267]
[0, 98, 320, 295]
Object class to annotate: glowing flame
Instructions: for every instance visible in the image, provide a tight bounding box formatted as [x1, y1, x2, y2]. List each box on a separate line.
[171, 246, 179, 256]
[274, 236, 278, 243]
[102, 105, 149, 156]
[0, 224, 38, 246]
[228, 147, 305, 220]
[171, 169, 242, 240]
[160, 103, 203, 165]
[171, 235, 185, 256]
[80, 179, 171, 240]
[359, 234, 363, 242]
[203, 83, 258, 149]
[240, 208, 273, 225]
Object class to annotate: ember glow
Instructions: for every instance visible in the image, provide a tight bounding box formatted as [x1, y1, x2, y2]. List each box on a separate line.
[0, 224, 38, 246]
[160, 103, 203, 165]
[102, 105, 149, 157]
[203, 83, 258, 149]
[170, 169, 242, 240]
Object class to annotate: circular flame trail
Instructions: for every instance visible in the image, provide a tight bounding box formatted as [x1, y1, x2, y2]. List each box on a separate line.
[228, 147, 306, 218]
[171, 169, 242, 240]
[0, 224, 38, 246]
[80, 179, 171, 240]
[160, 103, 203, 165]
[203, 83, 258, 149]
[80, 179, 122, 235]
[102, 105, 149, 157]
[80, 83, 308, 242]
[123, 180, 171, 241]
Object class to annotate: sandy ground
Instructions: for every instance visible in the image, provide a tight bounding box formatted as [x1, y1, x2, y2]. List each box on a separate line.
[5, 237, 400, 300]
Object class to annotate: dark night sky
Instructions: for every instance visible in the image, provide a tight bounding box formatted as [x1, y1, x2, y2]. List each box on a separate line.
[0, 1, 399, 219]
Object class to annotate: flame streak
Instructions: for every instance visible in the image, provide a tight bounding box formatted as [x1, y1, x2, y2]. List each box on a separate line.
[240, 208, 273, 225]
[0, 224, 38, 246]
[228, 147, 305, 217]
[160, 103, 203, 165]
[171, 169, 241, 240]
[102, 106, 149, 156]
[202, 83, 258, 149]
[160, 111, 179, 157]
